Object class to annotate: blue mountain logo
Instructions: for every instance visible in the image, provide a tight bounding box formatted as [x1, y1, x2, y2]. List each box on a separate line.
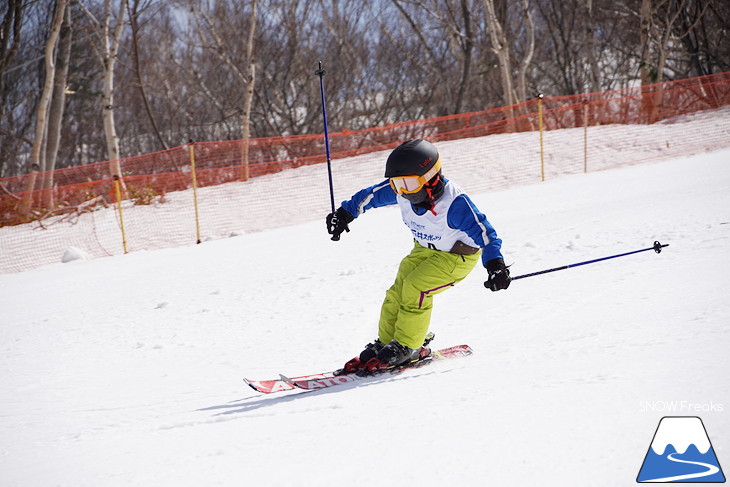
[637, 416, 726, 483]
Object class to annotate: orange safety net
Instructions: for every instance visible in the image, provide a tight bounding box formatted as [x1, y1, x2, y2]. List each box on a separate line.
[1, 71, 729, 274]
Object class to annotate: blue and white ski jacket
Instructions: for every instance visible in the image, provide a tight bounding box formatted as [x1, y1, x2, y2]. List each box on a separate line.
[341, 178, 503, 267]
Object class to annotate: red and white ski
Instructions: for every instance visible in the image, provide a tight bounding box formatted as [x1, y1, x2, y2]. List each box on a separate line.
[244, 344, 472, 394]
[244, 372, 336, 394]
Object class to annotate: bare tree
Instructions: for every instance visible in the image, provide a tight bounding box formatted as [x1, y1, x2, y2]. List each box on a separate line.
[3, 0, 730, 180]
[481, 0, 534, 121]
[241, 0, 257, 181]
[128, 0, 169, 151]
[390, 0, 479, 115]
[101, 0, 127, 177]
[635, 0, 712, 121]
[515, 0, 535, 103]
[638, 0, 711, 84]
[176, 0, 257, 141]
[28, 0, 68, 173]
[187, 0, 260, 176]
[483, 0, 514, 109]
[0, 0, 28, 178]
[453, 0, 475, 114]
[20, 0, 68, 218]
[584, 0, 602, 93]
[255, 0, 322, 136]
[534, 0, 587, 95]
[675, 0, 730, 76]
[0, 1, 24, 98]
[41, 5, 73, 207]
[80, 0, 128, 178]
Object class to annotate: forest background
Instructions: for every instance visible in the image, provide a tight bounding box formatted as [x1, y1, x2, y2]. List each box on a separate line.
[1, 0, 728, 179]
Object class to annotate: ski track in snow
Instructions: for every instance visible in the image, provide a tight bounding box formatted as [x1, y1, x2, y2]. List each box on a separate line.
[1, 135, 729, 485]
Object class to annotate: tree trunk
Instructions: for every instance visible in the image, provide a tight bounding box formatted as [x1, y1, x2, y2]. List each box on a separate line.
[639, 0, 654, 123]
[453, 0, 474, 115]
[42, 5, 73, 208]
[515, 0, 535, 104]
[241, 0, 258, 181]
[652, 0, 690, 122]
[102, 0, 128, 179]
[20, 0, 68, 218]
[483, 0, 515, 121]
[129, 0, 169, 152]
[584, 0, 601, 94]
[0, 0, 24, 178]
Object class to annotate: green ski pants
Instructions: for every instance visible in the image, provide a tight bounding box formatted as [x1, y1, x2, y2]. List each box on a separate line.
[378, 241, 480, 349]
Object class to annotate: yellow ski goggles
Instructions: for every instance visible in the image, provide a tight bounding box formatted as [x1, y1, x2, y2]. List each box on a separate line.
[389, 157, 442, 195]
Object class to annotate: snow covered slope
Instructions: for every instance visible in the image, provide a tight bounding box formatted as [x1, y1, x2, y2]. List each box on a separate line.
[1, 148, 729, 486]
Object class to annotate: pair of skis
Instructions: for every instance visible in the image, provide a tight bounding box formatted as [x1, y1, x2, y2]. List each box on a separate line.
[244, 344, 473, 394]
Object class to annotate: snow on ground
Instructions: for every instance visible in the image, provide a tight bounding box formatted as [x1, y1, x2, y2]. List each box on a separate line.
[1, 145, 729, 486]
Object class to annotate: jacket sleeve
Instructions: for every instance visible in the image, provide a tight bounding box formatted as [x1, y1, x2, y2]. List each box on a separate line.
[341, 179, 398, 218]
[446, 194, 504, 267]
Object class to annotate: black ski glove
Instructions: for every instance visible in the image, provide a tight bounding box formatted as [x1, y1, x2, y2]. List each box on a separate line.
[326, 207, 354, 241]
[484, 258, 511, 292]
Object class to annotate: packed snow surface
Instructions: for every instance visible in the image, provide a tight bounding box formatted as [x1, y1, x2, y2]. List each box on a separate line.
[1, 146, 729, 486]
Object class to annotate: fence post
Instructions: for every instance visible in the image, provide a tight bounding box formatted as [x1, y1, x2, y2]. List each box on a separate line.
[537, 93, 545, 181]
[113, 175, 128, 254]
[188, 141, 202, 244]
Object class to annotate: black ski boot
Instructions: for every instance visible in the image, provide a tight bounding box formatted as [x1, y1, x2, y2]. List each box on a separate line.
[359, 339, 385, 363]
[360, 332, 435, 375]
[376, 340, 421, 368]
[336, 339, 385, 375]
[337, 333, 435, 376]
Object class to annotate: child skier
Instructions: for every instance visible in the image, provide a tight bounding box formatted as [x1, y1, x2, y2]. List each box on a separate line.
[326, 139, 511, 374]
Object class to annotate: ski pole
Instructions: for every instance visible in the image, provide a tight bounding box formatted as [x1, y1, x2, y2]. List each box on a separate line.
[509, 241, 669, 281]
[315, 61, 343, 241]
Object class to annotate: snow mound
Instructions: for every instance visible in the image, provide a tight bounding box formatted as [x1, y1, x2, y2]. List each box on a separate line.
[61, 247, 92, 263]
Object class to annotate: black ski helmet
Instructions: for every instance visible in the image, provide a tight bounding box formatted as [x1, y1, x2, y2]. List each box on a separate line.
[385, 139, 444, 208]
[384, 139, 440, 178]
